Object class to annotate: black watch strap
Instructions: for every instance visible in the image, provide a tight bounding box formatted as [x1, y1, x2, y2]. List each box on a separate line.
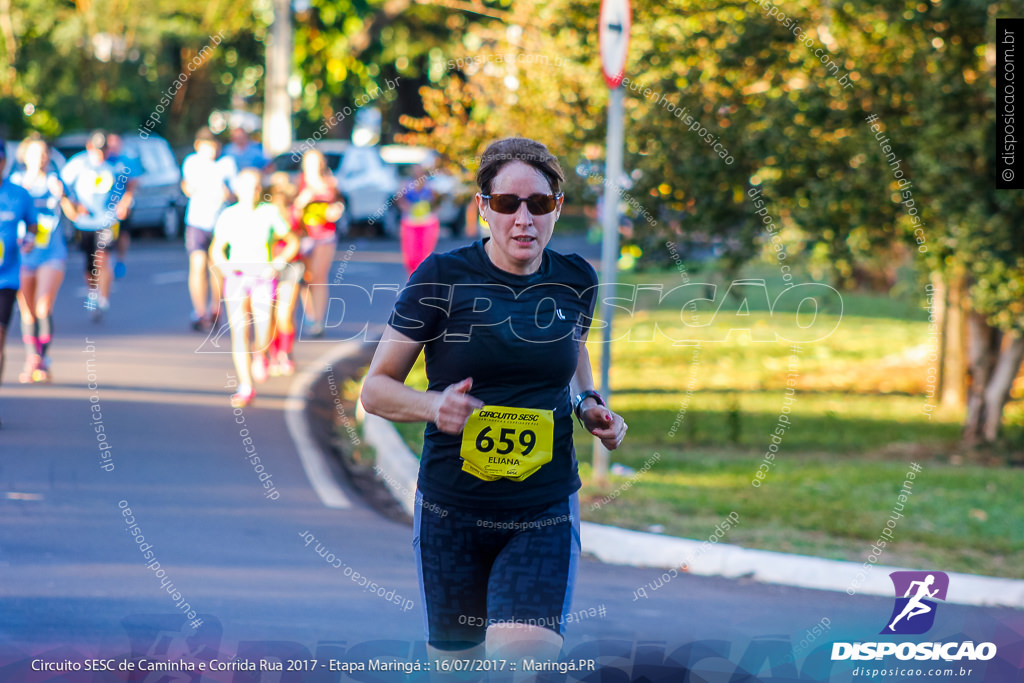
[574, 389, 605, 424]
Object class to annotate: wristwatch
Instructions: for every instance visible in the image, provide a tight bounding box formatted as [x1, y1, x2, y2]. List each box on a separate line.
[573, 389, 606, 425]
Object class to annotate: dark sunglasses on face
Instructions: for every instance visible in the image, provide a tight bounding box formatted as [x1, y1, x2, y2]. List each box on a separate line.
[480, 192, 563, 215]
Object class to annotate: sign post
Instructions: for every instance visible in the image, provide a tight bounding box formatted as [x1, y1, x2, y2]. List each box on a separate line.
[263, 0, 294, 156]
[594, 0, 631, 485]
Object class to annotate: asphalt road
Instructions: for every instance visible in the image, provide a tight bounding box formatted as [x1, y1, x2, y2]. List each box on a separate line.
[1, 236, 1021, 682]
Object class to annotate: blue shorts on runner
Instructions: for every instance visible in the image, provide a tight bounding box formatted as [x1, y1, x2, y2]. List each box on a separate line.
[413, 491, 580, 650]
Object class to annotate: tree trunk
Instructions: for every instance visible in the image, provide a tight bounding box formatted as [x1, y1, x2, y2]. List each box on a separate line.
[981, 334, 1024, 442]
[929, 271, 947, 402]
[941, 270, 967, 408]
[963, 311, 1014, 444]
[963, 311, 1000, 443]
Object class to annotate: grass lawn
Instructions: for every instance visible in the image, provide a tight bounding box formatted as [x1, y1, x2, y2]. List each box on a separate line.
[355, 261, 1024, 579]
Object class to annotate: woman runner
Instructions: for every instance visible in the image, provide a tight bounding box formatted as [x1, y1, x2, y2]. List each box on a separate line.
[361, 138, 627, 670]
[11, 135, 69, 383]
[209, 169, 298, 407]
[398, 165, 440, 276]
[294, 149, 343, 338]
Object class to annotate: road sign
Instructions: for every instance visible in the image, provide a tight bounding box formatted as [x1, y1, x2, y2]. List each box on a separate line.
[599, 0, 631, 88]
[594, 0, 630, 485]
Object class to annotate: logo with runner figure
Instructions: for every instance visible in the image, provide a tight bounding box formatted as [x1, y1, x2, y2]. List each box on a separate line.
[881, 571, 949, 635]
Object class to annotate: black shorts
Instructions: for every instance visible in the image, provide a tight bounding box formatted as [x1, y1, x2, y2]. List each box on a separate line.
[0, 288, 17, 330]
[185, 225, 215, 254]
[413, 491, 580, 650]
[78, 227, 117, 276]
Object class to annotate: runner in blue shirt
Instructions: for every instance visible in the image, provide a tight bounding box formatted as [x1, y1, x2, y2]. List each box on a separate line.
[10, 135, 69, 383]
[61, 130, 133, 321]
[221, 126, 268, 178]
[361, 138, 628, 668]
[0, 139, 39, 427]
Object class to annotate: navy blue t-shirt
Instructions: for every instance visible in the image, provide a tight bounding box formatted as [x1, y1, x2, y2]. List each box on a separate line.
[388, 238, 599, 509]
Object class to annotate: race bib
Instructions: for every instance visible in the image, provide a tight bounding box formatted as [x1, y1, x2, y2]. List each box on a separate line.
[91, 170, 115, 193]
[303, 202, 329, 226]
[411, 200, 431, 219]
[36, 215, 57, 248]
[460, 405, 554, 482]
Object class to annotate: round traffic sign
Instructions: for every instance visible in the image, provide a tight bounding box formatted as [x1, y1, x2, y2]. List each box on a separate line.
[599, 0, 631, 88]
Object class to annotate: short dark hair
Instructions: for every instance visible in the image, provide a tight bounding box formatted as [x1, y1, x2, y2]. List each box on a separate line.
[475, 138, 564, 195]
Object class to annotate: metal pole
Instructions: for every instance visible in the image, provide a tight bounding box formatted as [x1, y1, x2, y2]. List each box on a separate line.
[593, 85, 624, 486]
[264, 0, 293, 157]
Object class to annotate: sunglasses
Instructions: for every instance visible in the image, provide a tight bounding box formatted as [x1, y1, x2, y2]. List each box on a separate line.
[480, 192, 563, 215]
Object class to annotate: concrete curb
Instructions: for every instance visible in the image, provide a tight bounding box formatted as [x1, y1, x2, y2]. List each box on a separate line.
[357, 401, 1024, 609]
[285, 342, 363, 509]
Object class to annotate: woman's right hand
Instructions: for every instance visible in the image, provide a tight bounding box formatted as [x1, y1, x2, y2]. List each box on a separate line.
[432, 377, 484, 434]
[295, 188, 313, 210]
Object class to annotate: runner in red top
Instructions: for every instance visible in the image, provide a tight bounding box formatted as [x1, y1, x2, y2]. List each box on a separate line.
[294, 149, 343, 338]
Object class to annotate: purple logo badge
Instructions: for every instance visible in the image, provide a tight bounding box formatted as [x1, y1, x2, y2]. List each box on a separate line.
[881, 571, 949, 635]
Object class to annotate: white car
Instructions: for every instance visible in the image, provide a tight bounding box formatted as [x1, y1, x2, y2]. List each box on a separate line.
[335, 145, 400, 236]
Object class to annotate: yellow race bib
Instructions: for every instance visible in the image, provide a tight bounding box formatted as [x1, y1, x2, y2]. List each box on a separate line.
[35, 216, 56, 248]
[411, 200, 431, 219]
[303, 202, 329, 226]
[460, 405, 554, 482]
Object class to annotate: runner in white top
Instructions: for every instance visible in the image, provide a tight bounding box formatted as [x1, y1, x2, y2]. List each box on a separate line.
[182, 128, 236, 330]
[60, 130, 132, 321]
[209, 169, 298, 407]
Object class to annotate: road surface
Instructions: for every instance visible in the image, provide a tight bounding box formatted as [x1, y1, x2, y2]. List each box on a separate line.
[1, 237, 1020, 682]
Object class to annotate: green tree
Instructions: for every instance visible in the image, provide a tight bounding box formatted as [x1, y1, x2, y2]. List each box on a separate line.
[1, 0, 260, 141]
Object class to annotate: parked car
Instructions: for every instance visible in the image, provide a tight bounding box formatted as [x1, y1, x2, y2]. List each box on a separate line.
[335, 145, 400, 236]
[379, 144, 469, 234]
[269, 140, 350, 180]
[54, 132, 185, 239]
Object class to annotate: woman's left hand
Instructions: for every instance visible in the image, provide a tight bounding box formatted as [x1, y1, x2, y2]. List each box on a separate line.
[581, 405, 628, 450]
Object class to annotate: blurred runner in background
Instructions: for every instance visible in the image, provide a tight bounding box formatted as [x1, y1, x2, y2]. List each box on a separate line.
[0, 139, 38, 427]
[209, 169, 298, 407]
[294, 149, 343, 338]
[398, 166, 440, 276]
[10, 135, 69, 383]
[60, 130, 132, 321]
[221, 125, 268, 176]
[105, 133, 140, 279]
[266, 172, 304, 376]
[181, 128, 236, 330]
